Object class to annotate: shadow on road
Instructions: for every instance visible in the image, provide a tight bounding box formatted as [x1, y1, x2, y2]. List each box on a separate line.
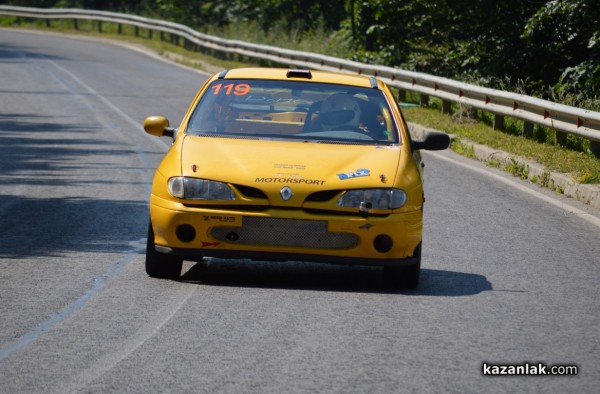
[180, 258, 492, 296]
[0, 111, 153, 258]
[0, 194, 148, 258]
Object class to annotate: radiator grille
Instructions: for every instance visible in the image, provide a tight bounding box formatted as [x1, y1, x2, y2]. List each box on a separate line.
[210, 217, 357, 249]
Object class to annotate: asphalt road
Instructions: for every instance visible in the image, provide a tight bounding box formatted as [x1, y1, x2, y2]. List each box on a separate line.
[0, 29, 598, 394]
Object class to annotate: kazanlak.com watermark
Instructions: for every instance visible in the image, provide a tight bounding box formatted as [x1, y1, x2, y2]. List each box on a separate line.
[482, 362, 578, 376]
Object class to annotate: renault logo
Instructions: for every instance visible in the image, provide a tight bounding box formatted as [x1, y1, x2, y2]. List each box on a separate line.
[280, 186, 293, 201]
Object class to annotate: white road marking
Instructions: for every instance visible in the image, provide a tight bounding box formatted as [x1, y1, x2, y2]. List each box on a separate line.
[426, 150, 600, 229]
[0, 249, 140, 362]
[60, 284, 197, 393]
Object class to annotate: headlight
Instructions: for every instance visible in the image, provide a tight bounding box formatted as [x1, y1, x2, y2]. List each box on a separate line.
[336, 189, 407, 209]
[167, 177, 235, 200]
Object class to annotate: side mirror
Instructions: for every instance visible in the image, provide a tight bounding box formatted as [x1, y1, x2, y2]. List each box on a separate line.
[411, 131, 450, 151]
[144, 116, 176, 139]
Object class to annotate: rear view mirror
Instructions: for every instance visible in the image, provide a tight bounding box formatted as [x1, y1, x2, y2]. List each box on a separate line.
[411, 131, 450, 151]
[144, 116, 176, 139]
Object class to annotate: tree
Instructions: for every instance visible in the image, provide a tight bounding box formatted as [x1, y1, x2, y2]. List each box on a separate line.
[522, 0, 600, 96]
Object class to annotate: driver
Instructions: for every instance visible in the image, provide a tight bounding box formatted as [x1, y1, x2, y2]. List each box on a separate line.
[319, 93, 362, 130]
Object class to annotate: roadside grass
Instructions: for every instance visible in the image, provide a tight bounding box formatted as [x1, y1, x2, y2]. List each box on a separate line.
[3, 17, 598, 185]
[402, 106, 600, 184]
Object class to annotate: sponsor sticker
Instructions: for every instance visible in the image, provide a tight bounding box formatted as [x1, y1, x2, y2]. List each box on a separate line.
[274, 163, 307, 171]
[255, 177, 326, 185]
[202, 215, 237, 223]
[337, 168, 370, 180]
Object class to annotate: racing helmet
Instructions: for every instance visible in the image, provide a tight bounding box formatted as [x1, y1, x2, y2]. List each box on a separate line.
[320, 93, 362, 129]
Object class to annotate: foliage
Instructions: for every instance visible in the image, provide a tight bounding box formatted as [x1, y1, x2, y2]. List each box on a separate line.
[522, 0, 600, 97]
[119, 0, 346, 32]
[3, 0, 599, 102]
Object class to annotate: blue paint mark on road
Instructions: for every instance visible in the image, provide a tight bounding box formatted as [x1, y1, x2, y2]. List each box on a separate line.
[0, 250, 139, 362]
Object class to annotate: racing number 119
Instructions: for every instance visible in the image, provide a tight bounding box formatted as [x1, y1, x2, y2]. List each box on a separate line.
[211, 83, 251, 96]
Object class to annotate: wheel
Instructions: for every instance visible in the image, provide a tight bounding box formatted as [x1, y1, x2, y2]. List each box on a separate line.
[384, 243, 421, 289]
[145, 222, 183, 279]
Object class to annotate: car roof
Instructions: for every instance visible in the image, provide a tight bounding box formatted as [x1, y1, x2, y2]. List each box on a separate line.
[218, 68, 377, 89]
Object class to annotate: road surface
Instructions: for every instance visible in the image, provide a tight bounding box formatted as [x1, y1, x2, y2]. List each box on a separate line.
[0, 29, 598, 393]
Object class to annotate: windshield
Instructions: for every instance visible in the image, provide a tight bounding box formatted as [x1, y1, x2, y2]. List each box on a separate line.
[186, 79, 400, 145]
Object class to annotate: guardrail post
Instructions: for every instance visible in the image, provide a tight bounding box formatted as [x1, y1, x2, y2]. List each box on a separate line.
[420, 94, 429, 107]
[73, 19, 78, 30]
[97, 20, 102, 33]
[397, 90, 407, 103]
[493, 114, 504, 131]
[118, 23, 122, 34]
[134, 26, 139, 37]
[148, 29, 152, 39]
[45, 19, 50, 28]
[523, 122, 534, 138]
[442, 100, 452, 114]
[591, 141, 600, 157]
[185, 39, 195, 51]
[556, 130, 567, 146]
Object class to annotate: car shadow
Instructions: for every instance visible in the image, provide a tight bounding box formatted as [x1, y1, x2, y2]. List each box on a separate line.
[180, 258, 492, 296]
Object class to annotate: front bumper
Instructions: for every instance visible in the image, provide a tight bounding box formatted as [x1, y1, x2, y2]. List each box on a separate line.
[150, 195, 423, 267]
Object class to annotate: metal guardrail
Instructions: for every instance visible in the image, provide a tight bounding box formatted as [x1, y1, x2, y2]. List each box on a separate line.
[1, 5, 600, 153]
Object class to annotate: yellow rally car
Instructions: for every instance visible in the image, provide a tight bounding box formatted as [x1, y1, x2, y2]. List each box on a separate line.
[144, 68, 449, 288]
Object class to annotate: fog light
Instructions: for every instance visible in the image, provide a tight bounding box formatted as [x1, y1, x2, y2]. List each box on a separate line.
[176, 224, 196, 243]
[374, 234, 393, 253]
[226, 232, 239, 242]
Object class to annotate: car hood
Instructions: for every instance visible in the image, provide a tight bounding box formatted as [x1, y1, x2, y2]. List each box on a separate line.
[180, 135, 402, 204]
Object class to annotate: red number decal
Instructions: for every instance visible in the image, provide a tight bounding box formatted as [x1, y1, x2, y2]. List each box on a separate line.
[234, 84, 250, 96]
[211, 83, 250, 96]
[223, 83, 234, 95]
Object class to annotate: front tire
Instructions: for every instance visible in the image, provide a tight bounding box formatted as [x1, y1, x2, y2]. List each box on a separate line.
[146, 222, 183, 280]
[384, 243, 421, 289]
